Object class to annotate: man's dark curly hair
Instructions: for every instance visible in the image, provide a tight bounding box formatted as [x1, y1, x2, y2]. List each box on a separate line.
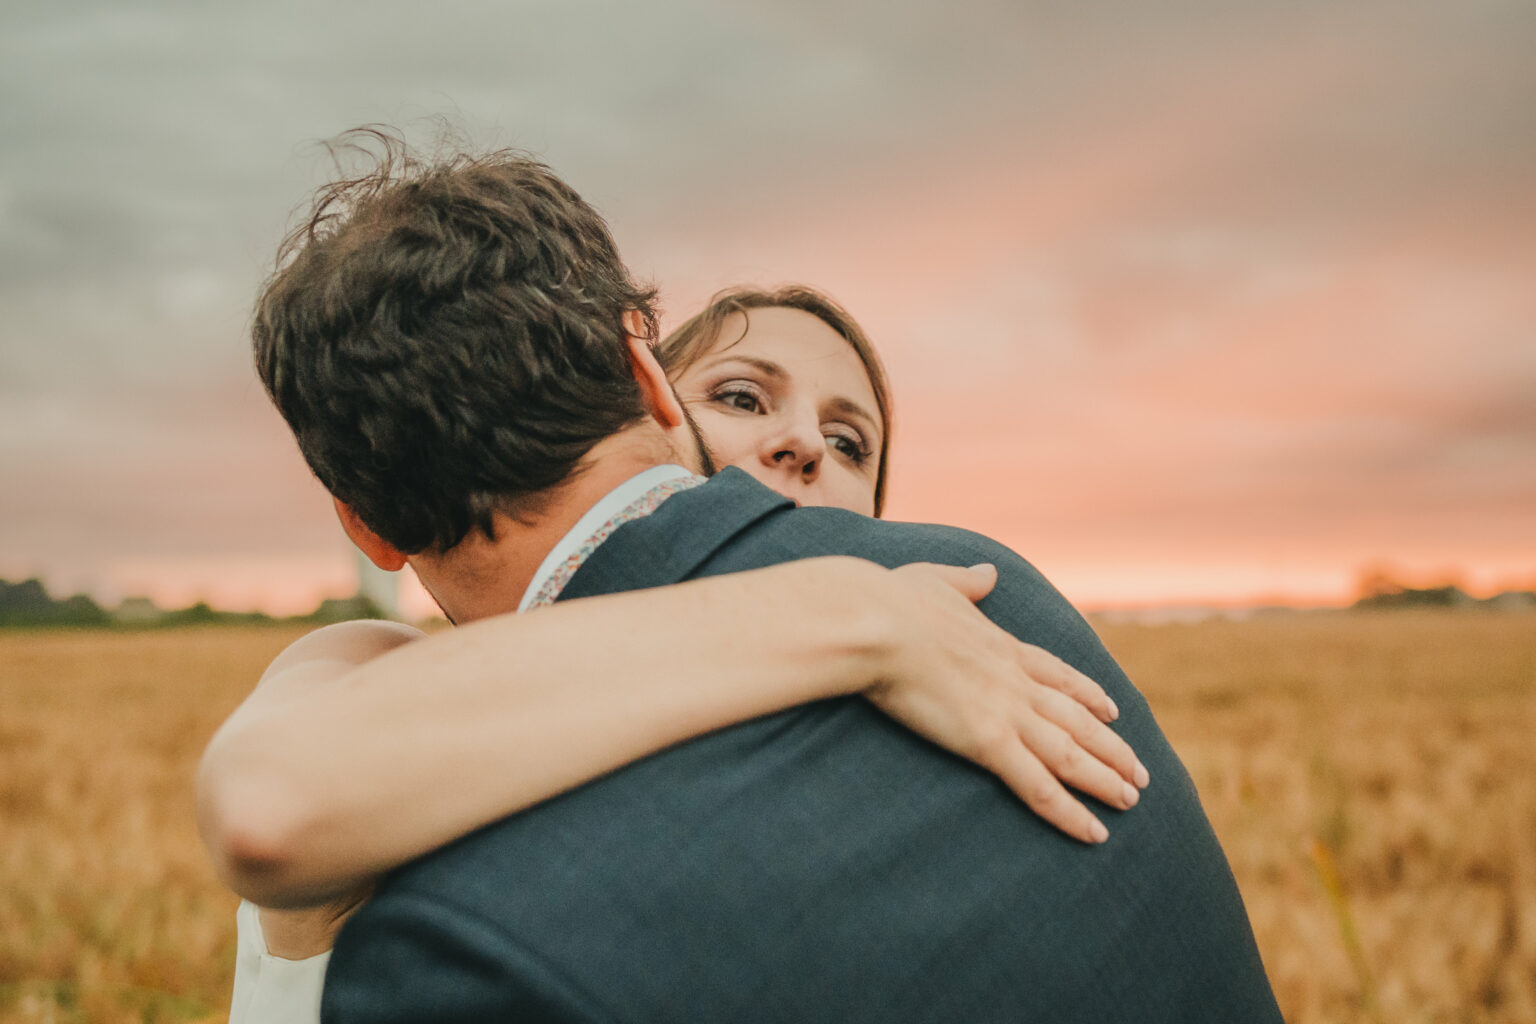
[253, 127, 660, 554]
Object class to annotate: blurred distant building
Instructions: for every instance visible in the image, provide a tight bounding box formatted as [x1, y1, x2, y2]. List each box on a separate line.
[308, 595, 383, 622]
[113, 596, 164, 625]
[355, 549, 400, 620]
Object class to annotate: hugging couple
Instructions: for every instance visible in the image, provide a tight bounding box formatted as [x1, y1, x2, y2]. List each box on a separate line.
[198, 128, 1282, 1023]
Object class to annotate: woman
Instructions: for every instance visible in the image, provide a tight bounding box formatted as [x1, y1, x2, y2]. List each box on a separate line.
[205, 286, 1148, 1023]
[657, 286, 893, 516]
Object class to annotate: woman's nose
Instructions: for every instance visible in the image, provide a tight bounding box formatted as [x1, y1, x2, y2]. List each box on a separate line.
[761, 414, 823, 482]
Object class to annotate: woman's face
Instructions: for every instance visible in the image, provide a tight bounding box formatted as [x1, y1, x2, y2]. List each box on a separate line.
[672, 306, 883, 516]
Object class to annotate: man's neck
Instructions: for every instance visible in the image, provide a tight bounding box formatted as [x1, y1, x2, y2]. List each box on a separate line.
[410, 427, 700, 624]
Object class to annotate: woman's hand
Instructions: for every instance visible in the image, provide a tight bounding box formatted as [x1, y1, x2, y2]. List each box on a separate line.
[862, 562, 1149, 844]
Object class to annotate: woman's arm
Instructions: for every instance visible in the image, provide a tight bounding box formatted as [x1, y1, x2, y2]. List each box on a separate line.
[198, 557, 1146, 910]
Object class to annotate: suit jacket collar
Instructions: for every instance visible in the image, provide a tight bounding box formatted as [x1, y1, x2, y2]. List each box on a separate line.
[555, 467, 794, 602]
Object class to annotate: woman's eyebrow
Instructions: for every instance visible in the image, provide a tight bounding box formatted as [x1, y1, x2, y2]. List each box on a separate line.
[825, 396, 878, 436]
[704, 355, 786, 380]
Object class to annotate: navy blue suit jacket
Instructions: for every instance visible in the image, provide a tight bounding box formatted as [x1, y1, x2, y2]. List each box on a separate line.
[322, 469, 1281, 1023]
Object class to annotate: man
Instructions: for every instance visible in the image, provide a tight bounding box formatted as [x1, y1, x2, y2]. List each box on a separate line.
[252, 130, 1282, 1022]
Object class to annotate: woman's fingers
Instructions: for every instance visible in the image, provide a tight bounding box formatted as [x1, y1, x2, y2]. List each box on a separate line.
[871, 560, 1154, 842]
[982, 741, 1109, 845]
[1018, 644, 1119, 723]
[1030, 686, 1149, 790]
[893, 561, 998, 603]
[1012, 646, 1150, 788]
[1015, 708, 1143, 816]
[956, 563, 998, 602]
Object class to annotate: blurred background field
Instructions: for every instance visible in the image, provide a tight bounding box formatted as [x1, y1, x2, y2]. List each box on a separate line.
[1, 611, 1533, 1023]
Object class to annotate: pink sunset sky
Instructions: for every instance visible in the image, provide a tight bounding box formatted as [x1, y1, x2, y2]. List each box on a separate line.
[1, 2, 1532, 616]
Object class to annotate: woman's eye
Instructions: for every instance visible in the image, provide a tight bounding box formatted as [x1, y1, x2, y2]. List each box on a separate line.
[712, 384, 765, 414]
[826, 430, 870, 464]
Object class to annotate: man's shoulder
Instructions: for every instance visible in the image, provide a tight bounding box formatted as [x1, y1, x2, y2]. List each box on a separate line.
[751, 500, 1017, 561]
[587, 466, 1047, 590]
[331, 470, 1283, 1024]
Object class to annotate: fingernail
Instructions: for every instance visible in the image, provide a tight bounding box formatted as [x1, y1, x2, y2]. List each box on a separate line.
[1134, 763, 1150, 789]
[1105, 696, 1120, 720]
[968, 562, 996, 574]
[1090, 819, 1109, 843]
[1122, 782, 1140, 808]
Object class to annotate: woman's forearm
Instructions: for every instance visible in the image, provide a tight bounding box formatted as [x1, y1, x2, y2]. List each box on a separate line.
[198, 557, 899, 908]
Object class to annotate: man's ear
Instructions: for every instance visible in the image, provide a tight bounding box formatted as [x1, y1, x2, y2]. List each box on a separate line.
[623, 310, 684, 429]
[332, 497, 409, 571]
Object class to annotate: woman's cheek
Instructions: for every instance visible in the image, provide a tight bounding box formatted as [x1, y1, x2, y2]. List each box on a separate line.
[695, 413, 751, 468]
[827, 471, 878, 517]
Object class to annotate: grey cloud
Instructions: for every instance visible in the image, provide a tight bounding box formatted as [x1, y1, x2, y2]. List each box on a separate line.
[2, 0, 1532, 602]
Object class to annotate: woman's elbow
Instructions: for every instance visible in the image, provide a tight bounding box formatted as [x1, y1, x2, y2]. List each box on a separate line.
[196, 745, 315, 905]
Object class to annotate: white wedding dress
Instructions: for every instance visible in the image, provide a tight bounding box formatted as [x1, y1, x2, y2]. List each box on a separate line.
[229, 900, 329, 1024]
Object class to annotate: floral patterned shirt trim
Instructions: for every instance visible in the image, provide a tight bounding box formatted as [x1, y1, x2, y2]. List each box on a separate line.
[526, 474, 705, 610]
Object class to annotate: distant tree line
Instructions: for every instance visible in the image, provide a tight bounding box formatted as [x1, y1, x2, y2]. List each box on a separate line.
[1352, 571, 1535, 611]
[0, 578, 111, 627]
[0, 577, 389, 629]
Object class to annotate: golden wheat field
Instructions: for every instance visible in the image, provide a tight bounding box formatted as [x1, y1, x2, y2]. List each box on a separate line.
[1, 611, 1532, 1023]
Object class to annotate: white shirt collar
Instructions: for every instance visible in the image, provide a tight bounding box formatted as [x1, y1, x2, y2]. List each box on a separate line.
[516, 464, 698, 613]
